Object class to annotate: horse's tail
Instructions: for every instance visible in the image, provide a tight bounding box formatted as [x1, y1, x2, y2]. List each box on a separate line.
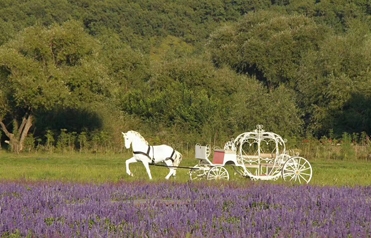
[173, 150, 183, 168]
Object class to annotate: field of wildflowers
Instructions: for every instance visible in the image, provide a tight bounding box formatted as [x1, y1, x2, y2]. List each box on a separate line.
[0, 181, 370, 237]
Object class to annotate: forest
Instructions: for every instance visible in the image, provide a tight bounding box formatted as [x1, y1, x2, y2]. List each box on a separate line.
[1, 0, 371, 153]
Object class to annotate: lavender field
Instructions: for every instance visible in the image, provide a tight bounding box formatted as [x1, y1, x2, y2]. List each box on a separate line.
[0, 182, 370, 237]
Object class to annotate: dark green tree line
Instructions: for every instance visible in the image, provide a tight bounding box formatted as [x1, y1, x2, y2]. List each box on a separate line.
[1, 0, 371, 152]
[207, 10, 371, 138]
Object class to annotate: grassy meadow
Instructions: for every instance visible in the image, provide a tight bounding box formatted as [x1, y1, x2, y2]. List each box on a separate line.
[0, 150, 371, 187]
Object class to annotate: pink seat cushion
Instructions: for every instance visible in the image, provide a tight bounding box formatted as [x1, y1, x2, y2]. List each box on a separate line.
[213, 150, 225, 164]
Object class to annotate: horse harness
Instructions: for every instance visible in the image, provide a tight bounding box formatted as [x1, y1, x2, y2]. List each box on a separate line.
[133, 145, 176, 164]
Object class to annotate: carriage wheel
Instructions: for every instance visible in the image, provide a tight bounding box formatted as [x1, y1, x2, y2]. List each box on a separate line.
[276, 153, 291, 165]
[282, 157, 312, 184]
[207, 166, 229, 180]
[189, 165, 208, 180]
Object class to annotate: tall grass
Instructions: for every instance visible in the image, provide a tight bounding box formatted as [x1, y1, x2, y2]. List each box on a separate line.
[7, 128, 371, 161]
[0, 150, 371, 186]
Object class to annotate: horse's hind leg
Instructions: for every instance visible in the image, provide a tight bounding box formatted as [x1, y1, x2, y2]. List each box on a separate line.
[164, 160, 176, 180]
[173, 152, 182, 177]
[125, 157, 137, 177]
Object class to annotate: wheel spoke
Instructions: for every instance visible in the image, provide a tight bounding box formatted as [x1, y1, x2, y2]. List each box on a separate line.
[298, 174, 310, 183]
[189, 165, 208, 180]
[207, 167, 229, 180]
[297, 174, 301, 183]
[298, 161, 309, 170]
[289, 175, 296, 181]
[286, 162, 297, 171]
[299, 171, 312, 177]
[282, 157, 312, 184]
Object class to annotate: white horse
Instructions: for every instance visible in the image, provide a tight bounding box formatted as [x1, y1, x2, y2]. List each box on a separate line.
[122, 130, 182, 180]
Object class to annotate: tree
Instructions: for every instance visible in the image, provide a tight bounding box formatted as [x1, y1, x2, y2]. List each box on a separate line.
[97, 29, 150, 93]
[0, 20, 111, 152]
[207, 11, 330, 89]
[120, 55, 304, 142]
[296, 18, 371, 137]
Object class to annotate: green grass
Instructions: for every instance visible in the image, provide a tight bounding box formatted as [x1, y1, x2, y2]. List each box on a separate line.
[0, 150, 370, 186]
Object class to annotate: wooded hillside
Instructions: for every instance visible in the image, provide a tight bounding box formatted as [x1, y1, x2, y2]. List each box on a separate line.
[1, 0, 371, 152]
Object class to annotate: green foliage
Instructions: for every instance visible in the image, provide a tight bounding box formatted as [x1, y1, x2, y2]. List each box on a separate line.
[56, 129, 69, 152]
[297, 19, 371, 137]
[311, 0, 369, 33]
[1, 0, 371, 150]
[227, 80, 303, 137]
[0, 20, 120, 152]
[78, 132, 88, 152]
[208, 7, 371, 138]
[97, 30, 150, 90]
[339, 132, 356, 160]
[45, 130, 55, 152]
[23, 134, 35, 152]
[120, 55, 304, 144]
[208, 11, 330, 89]
[0, 130, 2, 150]
[90, 130, 112, 152]
[0, 20, 110, 112]
[150, 35, 196, 63]
[33, 128, 117, 153]
[0, 19, 15, 46]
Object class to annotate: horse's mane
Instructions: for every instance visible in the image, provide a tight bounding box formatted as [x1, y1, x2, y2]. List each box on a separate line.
[127, 130, 148, 145]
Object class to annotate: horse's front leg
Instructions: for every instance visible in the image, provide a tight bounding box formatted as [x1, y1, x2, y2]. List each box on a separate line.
[125, 157, 137, 177]
[164, 160, 175, 180]
[142, 160, 153, 180]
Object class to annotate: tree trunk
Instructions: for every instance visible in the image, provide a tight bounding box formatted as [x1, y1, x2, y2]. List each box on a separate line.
[0, 114, 33, 153]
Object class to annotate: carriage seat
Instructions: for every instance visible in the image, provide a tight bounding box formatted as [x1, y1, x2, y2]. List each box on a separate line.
[213, 149, 225, 165]
[195, 145, 227, 165]
[195, 144, 238, 166]
[195, 144, 213, 165]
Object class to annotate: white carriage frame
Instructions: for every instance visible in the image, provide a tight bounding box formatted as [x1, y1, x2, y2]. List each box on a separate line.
[188, 144, 237, 180]
[190, 125, 313, 184]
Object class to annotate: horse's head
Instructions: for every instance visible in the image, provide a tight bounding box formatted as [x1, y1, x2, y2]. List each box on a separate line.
[122, 132, 132, 149]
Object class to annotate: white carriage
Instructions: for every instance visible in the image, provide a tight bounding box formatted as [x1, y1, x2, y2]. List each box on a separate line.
[190, 125, 313, 184]
[189, 144, 237, 180]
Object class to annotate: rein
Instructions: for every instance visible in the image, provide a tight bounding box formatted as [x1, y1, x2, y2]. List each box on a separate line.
[151, 164, 194, 169]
